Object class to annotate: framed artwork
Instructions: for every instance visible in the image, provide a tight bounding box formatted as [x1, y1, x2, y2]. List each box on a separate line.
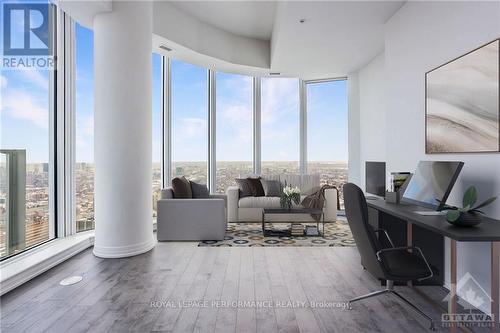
[425, 38, 499, 154]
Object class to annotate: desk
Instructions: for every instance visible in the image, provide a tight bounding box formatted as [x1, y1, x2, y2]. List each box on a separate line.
[367, 198, 500, 325]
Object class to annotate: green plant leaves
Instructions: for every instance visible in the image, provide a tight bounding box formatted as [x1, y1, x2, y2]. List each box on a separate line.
[447, 210, 461, 222]
[463, 186, 477, 208]
[473, 197, 497, 210]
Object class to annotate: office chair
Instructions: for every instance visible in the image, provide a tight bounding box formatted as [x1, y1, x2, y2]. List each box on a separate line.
[343, 183, 435, 330]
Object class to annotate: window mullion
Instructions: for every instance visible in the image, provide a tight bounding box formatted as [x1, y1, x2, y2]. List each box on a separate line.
[299, 79, 307, 175]
[162, 56, 171, 188]
[208, 70, 216, 192]
[253, 77, 261, 175]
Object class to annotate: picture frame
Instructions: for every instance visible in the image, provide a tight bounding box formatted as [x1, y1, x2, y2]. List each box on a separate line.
[425, 38, 500, 154]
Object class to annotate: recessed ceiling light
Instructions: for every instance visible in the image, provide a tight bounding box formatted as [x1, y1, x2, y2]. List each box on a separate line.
[269, 72, 281, 76]
[159, 44, 172, 52]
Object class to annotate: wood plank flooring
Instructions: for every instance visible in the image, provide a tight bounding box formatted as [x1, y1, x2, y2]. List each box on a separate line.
[0, 242, 482, 332]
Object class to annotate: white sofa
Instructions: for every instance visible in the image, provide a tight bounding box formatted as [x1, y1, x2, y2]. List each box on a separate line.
[226, 174, 338, 222]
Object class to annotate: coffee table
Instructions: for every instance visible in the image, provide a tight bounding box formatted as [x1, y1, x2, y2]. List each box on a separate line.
[261, 208, 325, 237]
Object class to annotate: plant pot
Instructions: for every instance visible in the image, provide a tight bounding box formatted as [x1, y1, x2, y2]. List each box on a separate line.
[446, 212, 482, 227]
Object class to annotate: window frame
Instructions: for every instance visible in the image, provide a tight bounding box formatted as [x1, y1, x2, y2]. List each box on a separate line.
[0, 3, 60, 261]
[159, 57, 348, 194]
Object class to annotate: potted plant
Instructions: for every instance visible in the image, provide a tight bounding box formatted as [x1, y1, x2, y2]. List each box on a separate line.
[280, 185, 301, 210]
[445, 186, 496, 227]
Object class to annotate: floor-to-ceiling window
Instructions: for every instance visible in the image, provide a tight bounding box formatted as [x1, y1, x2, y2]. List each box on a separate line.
[171, 60, 208, 184]
[0, 1, 56, 258]
[261, 78, 300, 176]
[215, 72, 253, 193]
[152, 54, 162, 222]
[75, 23, 95, 232]
[306, 79, 348, 206]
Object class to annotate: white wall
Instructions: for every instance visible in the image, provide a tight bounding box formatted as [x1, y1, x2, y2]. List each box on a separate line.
[358, 53, 387, 191]
[356, 0, 500, 314]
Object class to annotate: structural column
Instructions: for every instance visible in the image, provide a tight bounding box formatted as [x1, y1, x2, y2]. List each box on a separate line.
[93, 1, 155, 258]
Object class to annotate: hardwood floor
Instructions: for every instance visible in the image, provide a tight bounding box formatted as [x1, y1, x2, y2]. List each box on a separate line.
[0, 242, 477, 332]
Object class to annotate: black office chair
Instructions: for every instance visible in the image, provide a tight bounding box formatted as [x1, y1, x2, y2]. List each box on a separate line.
[343, 183, 435, 330]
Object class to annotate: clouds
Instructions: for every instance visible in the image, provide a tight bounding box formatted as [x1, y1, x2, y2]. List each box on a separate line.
[0, 75, 7, 88]
[261, 78, 299, 126]
[261, 78, 300, 161]
[177, 117, 206, 139]
[1, 89, 49, 129]
[18, 70, 49, 90]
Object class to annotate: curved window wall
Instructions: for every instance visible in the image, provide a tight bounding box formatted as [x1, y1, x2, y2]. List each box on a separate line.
[261, 78, 300, 176]
[171, 60, 209, 184]
[215, 73, 253, 193]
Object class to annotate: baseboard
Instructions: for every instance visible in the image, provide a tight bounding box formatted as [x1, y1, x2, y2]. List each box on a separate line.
[93, 237, 156, 258]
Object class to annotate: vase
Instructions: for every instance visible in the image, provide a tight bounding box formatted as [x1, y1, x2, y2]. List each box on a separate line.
[281, 197, 293, 210]
[446, 212, 482, 227]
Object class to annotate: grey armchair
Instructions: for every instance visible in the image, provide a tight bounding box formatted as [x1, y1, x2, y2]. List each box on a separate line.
[157, 188, 227, 241]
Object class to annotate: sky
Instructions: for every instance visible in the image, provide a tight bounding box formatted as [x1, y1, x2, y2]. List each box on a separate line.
[1, 16, 348, 164]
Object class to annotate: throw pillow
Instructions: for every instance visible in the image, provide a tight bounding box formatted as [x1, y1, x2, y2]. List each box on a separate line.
[171, 176, 192, 198]
[190, 181, 210, 198]
[247, 177, 265, 197]
[261, 179, 282, 197]
[235, 178, 253, 198]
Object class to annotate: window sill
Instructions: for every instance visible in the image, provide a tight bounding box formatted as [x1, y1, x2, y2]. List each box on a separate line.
[0, 231, 95, 296]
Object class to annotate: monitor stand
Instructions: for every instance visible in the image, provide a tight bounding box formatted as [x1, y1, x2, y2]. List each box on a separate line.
[366, 196, 379, 200]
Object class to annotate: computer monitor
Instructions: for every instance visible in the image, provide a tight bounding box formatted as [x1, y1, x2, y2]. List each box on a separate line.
[402, 161, 464, 211]
[365, 161, 386, 197]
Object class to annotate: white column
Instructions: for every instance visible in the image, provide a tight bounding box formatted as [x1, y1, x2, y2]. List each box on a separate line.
[93, 1, 155, 258]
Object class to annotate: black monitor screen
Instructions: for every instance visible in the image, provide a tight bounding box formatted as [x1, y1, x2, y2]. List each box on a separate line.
[402, 161, 464, 210]
[365, 162, 386, 196]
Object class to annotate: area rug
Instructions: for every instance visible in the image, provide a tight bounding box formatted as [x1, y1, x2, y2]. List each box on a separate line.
[198, 218, 355, 247]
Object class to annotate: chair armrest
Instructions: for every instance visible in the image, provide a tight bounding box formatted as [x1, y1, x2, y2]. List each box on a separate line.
[157, 198, 226, 241]
[376, 246, 433, 281]
[226, 186, 239, 222]
[161, 187, 174, 199]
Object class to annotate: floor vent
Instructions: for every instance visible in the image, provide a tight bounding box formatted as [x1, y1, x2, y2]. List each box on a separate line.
[59, 276, 83, 286]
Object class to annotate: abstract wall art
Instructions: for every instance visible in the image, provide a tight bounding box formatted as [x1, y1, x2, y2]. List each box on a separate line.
[425, 39, 499, 154]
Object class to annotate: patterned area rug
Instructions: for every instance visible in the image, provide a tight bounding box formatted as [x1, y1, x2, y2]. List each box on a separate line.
[198, 218, 355, 247]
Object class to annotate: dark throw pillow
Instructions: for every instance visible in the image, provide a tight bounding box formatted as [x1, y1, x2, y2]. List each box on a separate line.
[190, 181, 210, 198]
[261, 179, 282, 197]
[235, 178, 253, 198]
[171, 176, 192, 198]
[247, 177, 265, 197]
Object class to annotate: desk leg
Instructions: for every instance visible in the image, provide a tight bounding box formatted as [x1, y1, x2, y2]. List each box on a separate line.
[492, 242, 499, 329]
[407, 222, 413, 287]
[407, 221, 413, 248]
[449, 239, 457, 332]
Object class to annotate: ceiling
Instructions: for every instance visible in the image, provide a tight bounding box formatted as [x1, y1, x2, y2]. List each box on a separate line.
[171, 1, 277, 41]
[271, 1, 406, 78]
[163, 1, 405, 79]
[61, 0, 407, 79]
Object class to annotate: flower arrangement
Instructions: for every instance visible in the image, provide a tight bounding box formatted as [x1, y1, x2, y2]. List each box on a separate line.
[280, 185, 301, 210]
